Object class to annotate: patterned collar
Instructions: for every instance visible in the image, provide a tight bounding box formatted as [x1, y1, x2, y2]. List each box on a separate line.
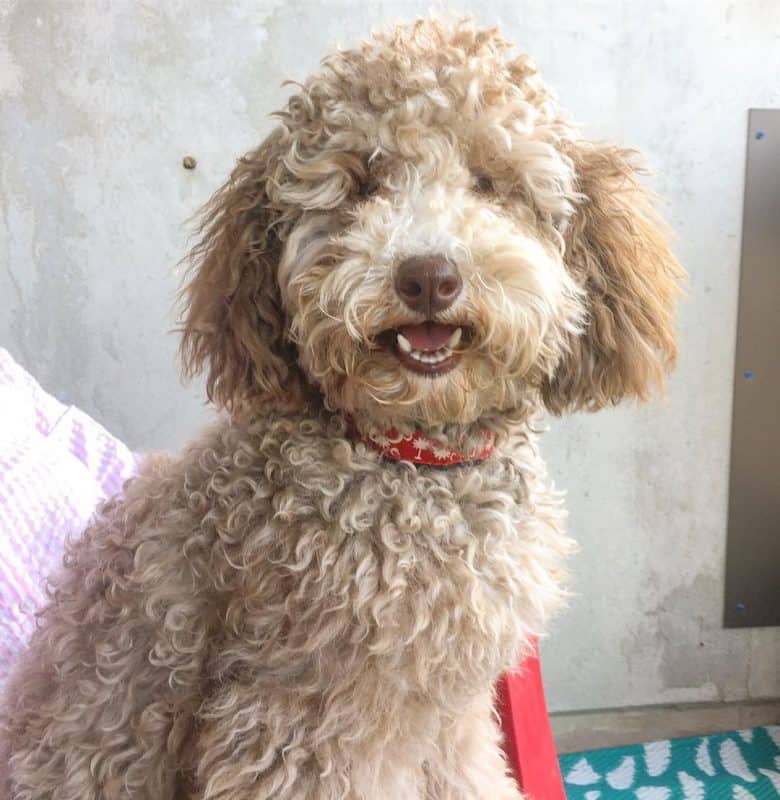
[358, 426, 496, 467]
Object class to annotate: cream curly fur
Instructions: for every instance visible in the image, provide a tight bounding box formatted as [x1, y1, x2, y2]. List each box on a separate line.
[0, 18, 683, 800]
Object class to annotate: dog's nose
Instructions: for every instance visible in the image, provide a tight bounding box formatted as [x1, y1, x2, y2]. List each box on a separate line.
[394, 255, 462, 315]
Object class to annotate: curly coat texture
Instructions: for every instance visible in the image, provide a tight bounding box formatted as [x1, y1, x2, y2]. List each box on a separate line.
[0, 18, 683, 800]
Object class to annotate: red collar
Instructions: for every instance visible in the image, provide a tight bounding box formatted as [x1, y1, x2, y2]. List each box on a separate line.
[358, 426, 496, 467]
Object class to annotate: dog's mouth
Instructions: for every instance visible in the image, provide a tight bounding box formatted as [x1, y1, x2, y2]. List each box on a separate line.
[378, 322, 470, 375]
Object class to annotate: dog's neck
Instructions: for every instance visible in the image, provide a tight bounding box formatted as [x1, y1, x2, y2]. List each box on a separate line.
[357, 424, 496, 466]
[344, 405, 538, 466]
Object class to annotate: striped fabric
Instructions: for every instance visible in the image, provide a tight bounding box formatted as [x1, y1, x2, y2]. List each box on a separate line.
[0, 348, 139, 685]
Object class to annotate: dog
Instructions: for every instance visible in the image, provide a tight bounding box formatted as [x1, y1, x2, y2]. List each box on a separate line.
[0, 18, 683, 800]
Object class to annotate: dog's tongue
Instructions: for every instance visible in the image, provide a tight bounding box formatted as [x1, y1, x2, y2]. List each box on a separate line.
[398, 322, 454, 352]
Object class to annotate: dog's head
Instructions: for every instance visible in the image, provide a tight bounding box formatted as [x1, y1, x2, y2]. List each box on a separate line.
[180, 19, 683, 430]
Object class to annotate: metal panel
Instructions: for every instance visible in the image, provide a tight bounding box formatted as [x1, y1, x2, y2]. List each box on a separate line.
[724, 109, 780, 628]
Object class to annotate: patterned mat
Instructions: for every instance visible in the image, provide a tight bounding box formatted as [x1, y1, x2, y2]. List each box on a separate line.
[560, 726, 780, 799]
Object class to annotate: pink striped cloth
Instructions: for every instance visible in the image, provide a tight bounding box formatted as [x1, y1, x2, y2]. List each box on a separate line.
[0, 348, 140, 685]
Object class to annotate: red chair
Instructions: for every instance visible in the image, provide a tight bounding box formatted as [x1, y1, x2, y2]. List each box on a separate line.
[496, 642, 566, 799]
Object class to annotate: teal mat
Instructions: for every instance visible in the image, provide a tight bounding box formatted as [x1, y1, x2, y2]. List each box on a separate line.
[559, 725, 780, 799]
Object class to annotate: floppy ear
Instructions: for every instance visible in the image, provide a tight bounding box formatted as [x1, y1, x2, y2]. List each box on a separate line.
[179, 129, 305, 417]
[542, 142, 684, 414]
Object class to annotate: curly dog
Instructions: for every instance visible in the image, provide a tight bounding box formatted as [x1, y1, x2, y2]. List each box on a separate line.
[0, 18, 683, 800]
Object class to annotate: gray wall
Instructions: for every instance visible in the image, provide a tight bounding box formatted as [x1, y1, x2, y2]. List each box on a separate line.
[1, 0, 778, 713]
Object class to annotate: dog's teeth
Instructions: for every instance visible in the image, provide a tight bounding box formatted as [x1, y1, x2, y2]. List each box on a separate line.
[397, 333, 412, 353]
[406, 345, 454, 365]
[447, 327, 462, 349]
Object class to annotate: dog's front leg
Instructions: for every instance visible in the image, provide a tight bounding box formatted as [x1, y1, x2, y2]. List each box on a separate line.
[0, 460, 215, 800]
[188, 679, 430, 800]
[425, 693, 523, 800]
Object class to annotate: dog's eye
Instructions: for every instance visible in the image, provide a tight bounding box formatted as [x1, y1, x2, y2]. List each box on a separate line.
[472, 173, 494, 194]
[357, 177, 381, 198]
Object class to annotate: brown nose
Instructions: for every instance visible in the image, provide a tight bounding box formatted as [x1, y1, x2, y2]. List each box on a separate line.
[394, 255, 462, 315]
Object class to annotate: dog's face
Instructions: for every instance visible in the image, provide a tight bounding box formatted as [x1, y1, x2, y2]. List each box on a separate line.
[181, 20, 683, 430]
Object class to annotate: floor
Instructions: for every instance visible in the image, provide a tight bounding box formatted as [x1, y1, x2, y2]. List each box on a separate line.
[552, 700, 780, 755]
[559, 725, 780, 799]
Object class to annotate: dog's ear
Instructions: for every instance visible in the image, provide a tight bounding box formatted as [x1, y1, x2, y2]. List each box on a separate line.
[542, 142, 684, 414]
[179, 129, 305, 417]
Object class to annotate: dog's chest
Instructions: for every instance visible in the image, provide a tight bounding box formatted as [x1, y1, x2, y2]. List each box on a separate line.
[210, 421, 569, 693]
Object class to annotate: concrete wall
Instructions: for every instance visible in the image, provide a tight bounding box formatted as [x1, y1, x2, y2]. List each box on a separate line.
[1, 0, 778, 713]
